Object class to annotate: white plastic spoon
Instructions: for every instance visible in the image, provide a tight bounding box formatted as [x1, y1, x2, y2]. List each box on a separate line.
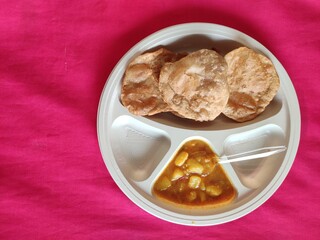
[218, 146, 287, 164]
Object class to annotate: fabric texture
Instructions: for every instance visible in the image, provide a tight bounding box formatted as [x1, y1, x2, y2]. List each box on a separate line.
[1, 0, 319, 239]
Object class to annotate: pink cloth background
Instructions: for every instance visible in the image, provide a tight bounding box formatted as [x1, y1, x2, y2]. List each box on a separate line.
[1, 0, 319, 239]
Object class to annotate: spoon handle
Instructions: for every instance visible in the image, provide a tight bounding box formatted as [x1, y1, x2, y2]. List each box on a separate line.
[218, 146, 287, 164]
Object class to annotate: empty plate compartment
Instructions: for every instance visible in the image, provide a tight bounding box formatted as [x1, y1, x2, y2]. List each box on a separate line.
[110, 115, 171, 182]
[223, 124, 286, 189]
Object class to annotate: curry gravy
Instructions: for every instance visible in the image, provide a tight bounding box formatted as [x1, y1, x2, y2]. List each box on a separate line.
[153, 140, 236, 208]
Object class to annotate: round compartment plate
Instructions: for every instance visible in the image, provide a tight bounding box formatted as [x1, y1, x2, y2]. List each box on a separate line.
[97, 23, 300, 226]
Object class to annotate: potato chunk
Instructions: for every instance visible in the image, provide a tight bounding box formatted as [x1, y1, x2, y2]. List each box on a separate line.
[171, 168, 184, 181]
[200, 182, 206, 191]
[186, 159, 204, 175]
[174, 151, 188, 166]
[203, 161, 215, 176]
[155, 176, 171, 191]
[187, 191, 197, 201]
[188, 175, 201, 189]
[199, 191, 207, 202]
[206, 185, 222, 197]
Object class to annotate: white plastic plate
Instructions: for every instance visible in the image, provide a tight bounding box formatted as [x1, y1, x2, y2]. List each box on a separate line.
[97, 23, 301, 226]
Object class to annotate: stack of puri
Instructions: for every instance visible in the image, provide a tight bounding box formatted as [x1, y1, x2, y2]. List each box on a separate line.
[120, 46, 280, 123]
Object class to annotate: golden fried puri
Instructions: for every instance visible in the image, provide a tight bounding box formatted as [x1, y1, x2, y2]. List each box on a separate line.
[159, 49, 229, 121]
[120, 48, 184, 116]
[222, 47, 280, 122]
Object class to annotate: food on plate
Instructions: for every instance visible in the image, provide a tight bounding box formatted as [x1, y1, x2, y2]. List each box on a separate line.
[159, 49, 229, 121]
[222, 47, 280, 122]
[153, 140, 236, 208]
[120, 45, 280, 122]
[120, 48, 185, 116]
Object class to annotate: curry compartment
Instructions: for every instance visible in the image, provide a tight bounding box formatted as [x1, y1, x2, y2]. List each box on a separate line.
[152, 138, 237, 208]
